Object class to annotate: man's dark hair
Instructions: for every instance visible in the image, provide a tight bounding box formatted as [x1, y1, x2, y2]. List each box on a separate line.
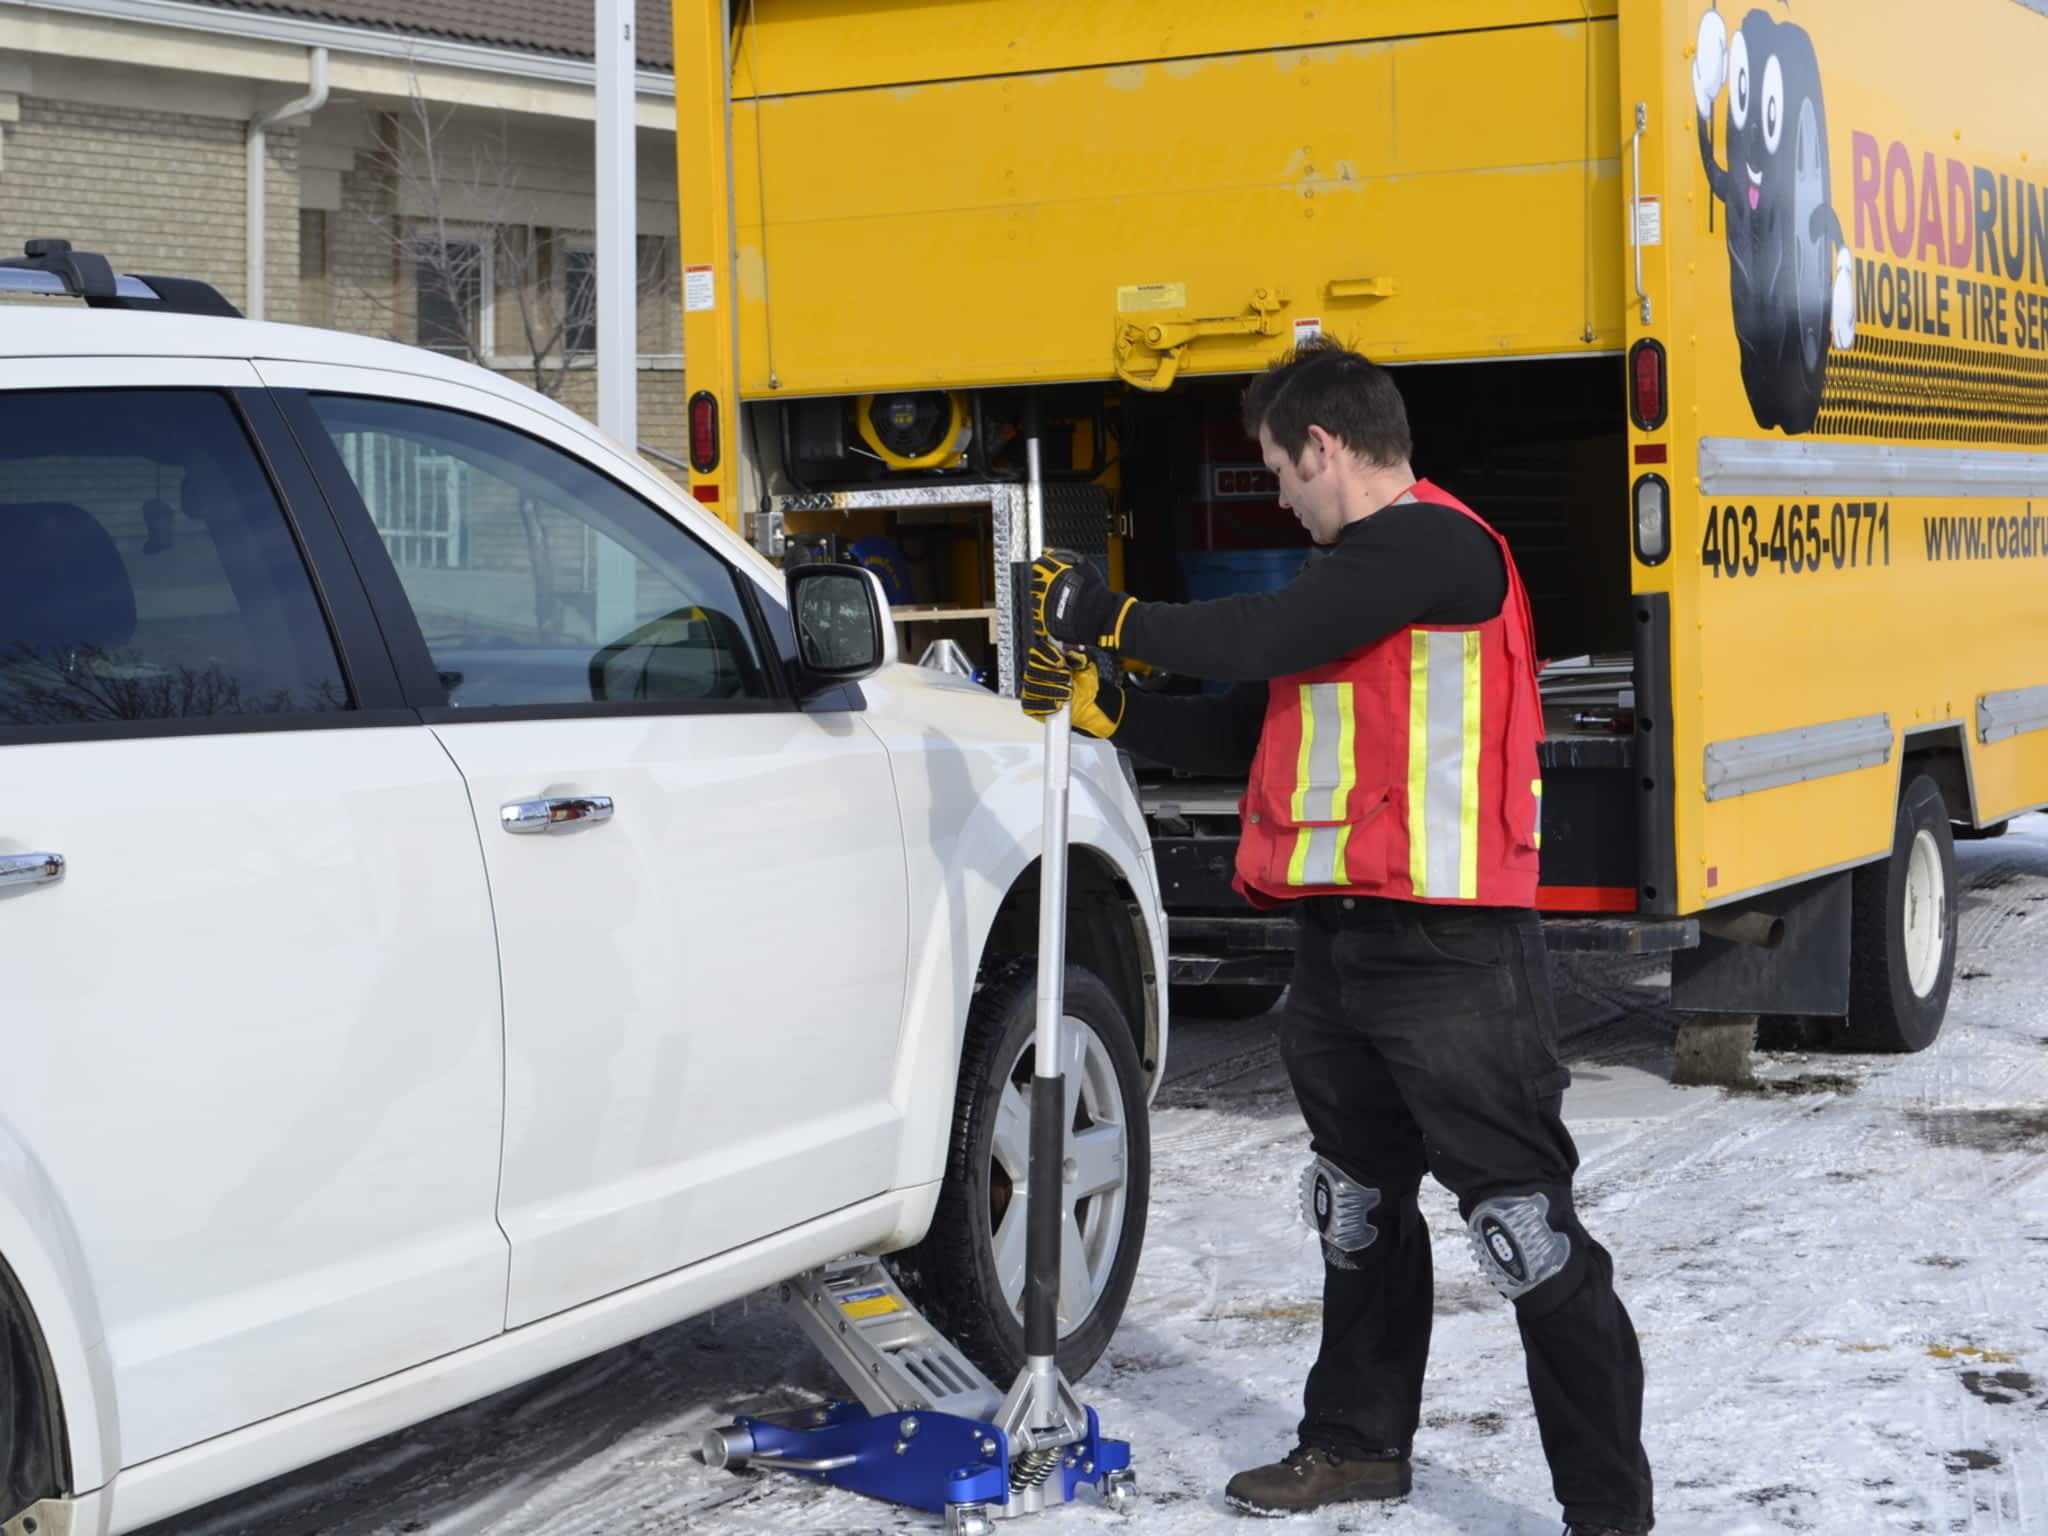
[1241, 336, 1413, 468]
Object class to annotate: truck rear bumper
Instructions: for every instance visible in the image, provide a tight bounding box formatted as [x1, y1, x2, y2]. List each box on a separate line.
[1167, 915, 1297, 985]
[1168, 909, 1700, 981]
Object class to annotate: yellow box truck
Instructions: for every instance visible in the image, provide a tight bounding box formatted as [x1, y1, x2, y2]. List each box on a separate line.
[673, 0, 2048, 1051]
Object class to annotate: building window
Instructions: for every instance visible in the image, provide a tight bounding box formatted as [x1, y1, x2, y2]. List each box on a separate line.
[415, 233, 490, 356]
[563, 243, 597, 356]
[638, 233, 681, 356]
[299, 208, 332, 328]
[405, 227, 671, 366]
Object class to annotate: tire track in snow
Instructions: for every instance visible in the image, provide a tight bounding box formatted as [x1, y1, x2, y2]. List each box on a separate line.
[1554, 827, 2048, 1532]
[1912, 1098, 2047, 1536]
[1955, 834, 2048, 968]
[1928, 1263, 2039, 1536]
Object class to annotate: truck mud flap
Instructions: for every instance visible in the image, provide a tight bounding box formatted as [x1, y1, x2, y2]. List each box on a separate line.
[1670, 871, 1853, 1016]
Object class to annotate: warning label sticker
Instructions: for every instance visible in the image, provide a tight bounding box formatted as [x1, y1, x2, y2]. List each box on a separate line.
[1294, 316, 1323, 344]
[1117, 282, 1188, 313]
[836, 1286, 902, 1320]
[684, 264, 715, 313]
[1633, 196, 1662, 248]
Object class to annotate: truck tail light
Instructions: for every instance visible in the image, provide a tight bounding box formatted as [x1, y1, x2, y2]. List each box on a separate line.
[1633, 474, 1670, 566]
[1629, 338, 1668, 430]
[688, 390, 720, 474]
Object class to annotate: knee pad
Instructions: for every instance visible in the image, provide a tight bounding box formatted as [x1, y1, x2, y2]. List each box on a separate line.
[1467, 1192, 1571, 1301]
[1300, 1157, 1380, 1269]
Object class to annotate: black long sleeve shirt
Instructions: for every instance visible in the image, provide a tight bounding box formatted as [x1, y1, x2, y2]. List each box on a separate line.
[1112, 494, 1508, 778]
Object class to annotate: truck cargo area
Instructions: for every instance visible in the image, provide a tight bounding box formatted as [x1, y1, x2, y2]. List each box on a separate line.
[1118, 354, 1651, 985]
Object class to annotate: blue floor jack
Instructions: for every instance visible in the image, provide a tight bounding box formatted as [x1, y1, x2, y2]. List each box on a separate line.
[699, 414, 1137, 1535]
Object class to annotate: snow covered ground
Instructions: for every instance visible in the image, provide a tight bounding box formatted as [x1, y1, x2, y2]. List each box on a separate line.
[142, 821, 2048, 1536]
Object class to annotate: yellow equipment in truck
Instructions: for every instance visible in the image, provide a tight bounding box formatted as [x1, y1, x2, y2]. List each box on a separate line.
[675, 0, 2048, 1052]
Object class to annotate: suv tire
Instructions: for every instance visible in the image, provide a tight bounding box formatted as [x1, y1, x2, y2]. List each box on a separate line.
[890, 959, 1149, 1384]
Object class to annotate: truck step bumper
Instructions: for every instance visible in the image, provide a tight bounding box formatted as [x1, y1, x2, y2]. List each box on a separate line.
[1168, 910, 1701, 974]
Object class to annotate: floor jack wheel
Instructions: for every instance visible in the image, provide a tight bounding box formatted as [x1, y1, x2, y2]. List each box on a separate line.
[699, 1424, 753, 1470]
[1102, 1467, 1139, 1515]
[945, 1502, 995, 1536]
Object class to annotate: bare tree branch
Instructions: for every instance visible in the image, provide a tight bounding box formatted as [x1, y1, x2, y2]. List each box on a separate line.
[342, 75, 686, 399]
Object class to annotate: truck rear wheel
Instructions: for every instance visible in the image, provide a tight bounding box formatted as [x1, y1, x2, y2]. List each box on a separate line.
[1842, 773, 1957, 1053]
[889, 959, 1149, 1385]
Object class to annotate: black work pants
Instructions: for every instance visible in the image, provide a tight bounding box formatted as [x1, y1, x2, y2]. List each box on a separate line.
[1275, 895, 1653, 1533]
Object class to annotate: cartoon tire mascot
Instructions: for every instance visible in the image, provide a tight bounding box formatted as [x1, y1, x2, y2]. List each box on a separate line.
[1693, 6, 1856, 434]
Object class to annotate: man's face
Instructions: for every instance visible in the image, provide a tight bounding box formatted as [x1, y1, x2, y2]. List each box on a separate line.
[1259, 423, 1342, 545]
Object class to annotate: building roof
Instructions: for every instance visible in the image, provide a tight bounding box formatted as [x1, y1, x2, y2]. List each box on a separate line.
[185, 0, 675, 71]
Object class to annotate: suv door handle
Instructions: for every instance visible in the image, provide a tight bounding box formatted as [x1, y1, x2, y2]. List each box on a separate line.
[0, 852, 65, 890]
[501, 796, 614, 835]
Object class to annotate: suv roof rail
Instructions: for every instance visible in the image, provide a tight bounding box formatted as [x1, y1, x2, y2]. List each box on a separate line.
[0, 238, 243, 318]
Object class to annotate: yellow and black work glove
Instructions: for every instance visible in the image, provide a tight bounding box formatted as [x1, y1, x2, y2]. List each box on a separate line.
[1031, 549, 1137, 651]
[1018, 642, 1125, 738]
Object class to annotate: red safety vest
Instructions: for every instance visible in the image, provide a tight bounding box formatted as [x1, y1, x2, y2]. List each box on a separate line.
[1235, 482, 1544, 909]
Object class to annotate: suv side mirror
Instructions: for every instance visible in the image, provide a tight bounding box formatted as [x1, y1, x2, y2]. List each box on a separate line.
[787, 562, 896, 688]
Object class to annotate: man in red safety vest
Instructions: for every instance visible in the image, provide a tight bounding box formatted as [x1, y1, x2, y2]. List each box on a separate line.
[1025, 339, 1652, 1536]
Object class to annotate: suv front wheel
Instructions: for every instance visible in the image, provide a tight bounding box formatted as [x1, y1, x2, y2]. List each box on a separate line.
[890, 959, 1150, 1385]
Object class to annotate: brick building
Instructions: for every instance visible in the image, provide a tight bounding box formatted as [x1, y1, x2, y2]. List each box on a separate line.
[0, 0, 689, 468]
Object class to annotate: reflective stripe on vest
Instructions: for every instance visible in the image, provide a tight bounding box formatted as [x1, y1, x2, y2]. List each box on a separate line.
[1406, 628, 1485, 900]
[1286, 682, 1357, 887]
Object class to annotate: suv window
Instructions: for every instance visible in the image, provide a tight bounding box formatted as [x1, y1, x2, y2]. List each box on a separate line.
[0, 390, 349, 728]
[307, 397, 775, 710]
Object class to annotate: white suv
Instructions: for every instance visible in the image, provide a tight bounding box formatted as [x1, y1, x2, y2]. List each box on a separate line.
[0, 248, 1166, 1536]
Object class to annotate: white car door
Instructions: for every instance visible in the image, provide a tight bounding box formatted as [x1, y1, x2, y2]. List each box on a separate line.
[0, 368, 507, 1467]
[264, 371, 913, 1327]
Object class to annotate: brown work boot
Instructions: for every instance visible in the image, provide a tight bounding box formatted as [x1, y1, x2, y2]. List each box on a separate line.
[1223, 1443, 1412, 1515]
